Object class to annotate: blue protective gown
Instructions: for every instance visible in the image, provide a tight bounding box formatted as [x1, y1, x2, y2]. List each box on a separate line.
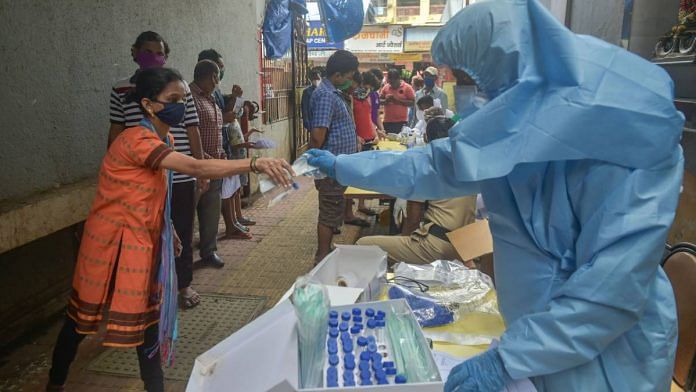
[333, 1, 685, 390]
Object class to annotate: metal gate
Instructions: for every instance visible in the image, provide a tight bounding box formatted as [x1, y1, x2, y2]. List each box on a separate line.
[290, 11, 309, 161]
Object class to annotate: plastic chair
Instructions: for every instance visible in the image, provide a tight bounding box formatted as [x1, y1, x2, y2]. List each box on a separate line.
[663, 245, 696, 390]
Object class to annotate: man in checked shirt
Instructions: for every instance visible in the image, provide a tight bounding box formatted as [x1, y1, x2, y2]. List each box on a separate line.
[308, 50, 360, 263]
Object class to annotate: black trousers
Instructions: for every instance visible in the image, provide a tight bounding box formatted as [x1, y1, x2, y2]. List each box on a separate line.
[48, 317, 164, 391]
[171, 180, 196, 290]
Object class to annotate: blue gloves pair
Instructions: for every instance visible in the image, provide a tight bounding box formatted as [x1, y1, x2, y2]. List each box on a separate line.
[305, 149, 337, 179]
[444, 348, 511, 392]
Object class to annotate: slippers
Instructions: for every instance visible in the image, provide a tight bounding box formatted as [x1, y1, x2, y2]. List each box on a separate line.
[345, 218, 371, 228]
[222, 231, 253, 240]
[358, 208, 378, 216]
[180, 290, 201, 309]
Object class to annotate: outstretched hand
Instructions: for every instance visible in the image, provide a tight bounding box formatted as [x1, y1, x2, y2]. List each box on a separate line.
[255, 158, 295, 188]
[305, 149, 337, 178]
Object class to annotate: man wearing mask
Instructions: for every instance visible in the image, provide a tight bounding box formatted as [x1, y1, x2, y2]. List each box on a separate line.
[309, 50, 359, 262]
[413, 66, 449, 124]
[190, 61, 226, 269]
[379, 69, 415, 134]
[107, 31, 206, 309]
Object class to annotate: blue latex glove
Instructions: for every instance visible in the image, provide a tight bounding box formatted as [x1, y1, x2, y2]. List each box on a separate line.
[444, 348, 511, 392]
[305, 149, 337, 178]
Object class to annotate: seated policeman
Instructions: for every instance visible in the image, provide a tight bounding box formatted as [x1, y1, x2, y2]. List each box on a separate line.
[357, 117, 476, 265]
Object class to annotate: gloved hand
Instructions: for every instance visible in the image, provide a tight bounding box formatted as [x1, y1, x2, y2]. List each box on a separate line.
[444, 348, 511, 392]
[305, 149, 337, 178]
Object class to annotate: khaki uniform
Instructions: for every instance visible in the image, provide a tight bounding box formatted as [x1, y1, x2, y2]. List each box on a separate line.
[357, 196, 477, 264]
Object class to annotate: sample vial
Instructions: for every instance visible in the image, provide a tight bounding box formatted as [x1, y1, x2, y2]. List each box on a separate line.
[328, 318, 338, 328]
[352, 307, 361, 317]
[395, 374, 407, 384]
[329, 310, 339, 319]
[341, 311, 351, 321]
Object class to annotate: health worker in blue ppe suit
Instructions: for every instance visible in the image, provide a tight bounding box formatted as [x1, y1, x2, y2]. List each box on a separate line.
[306, 0, 685, 391]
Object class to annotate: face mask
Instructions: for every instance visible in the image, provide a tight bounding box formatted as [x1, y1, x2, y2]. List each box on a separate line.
[424, 78, 435, 88]
[219, 68, 225, 81]
[337, 79, 353, 91]
[154, 101, 186, 126]
[312, 80, 321, 87]
[136, 51, 166, 69]
[353, 87, 369, 100]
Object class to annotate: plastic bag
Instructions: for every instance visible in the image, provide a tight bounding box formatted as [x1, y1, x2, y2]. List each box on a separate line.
[388, 260, 498, 328]
[259, 154, 326, 207]
[291, 276, 329, 388]
[386, 303, 441, 383]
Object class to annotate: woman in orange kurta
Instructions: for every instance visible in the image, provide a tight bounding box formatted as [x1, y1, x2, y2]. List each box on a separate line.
[47, 68, 293, 392]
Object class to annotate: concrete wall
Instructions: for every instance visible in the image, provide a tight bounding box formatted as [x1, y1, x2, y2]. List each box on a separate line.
[628, 0, 681, 59]
[0, 0, 291, 205]
[568, 0, 625, 45]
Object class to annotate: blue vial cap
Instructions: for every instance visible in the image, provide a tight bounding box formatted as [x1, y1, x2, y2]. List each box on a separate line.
[367, 319, 377, 329]
[359, 360, 370, 371]
[377, 378, 389, 385]
[327, 380, 339, 388]
[383, 361, 395, 368]
[345, 360, 356, 370]
[374, 368, 386, 379]
[365, 308, 375, 317]
[341, 311, 351, 321]
[361, 379, 373, 386]
[353, 315, 363, 323]
[354, 322, 364, 330]
[327, 345, 337, 355]
[350, 326, 361, 334]
[395, 374, 407, 384]
[376, 310, 386, 319]
[329, 328, 339, 338]
[329, 310, 339, 319]
[378, 320, 386, 328]
[343, 372, 355, 382]
[385, 367, 397, 376]
[360, 351, 371, 361]
[343, 342, 354, 353]
[360, 369, 371, 379]
[372, 352, 382, 364]
[367, 336, 376, 344]
[341, 331, 351, 340]
[344, 380, 355, 387]
[329, 354, 339, 366]
[357, 336, 368, 346]
[339, 321, 349, 332]
[367, 343, 377, 353]
[328, 319, 338, 328]
[327, 366, 338, 377]
[352, 307, 362, 316]
[345, 353, 355, 362]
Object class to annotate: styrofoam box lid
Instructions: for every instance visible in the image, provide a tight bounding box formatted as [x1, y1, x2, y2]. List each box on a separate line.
[277, 245, 388, 307]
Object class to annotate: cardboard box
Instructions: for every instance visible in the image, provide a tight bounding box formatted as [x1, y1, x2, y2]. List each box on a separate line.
[446, 219, 493, 262]
[186, 299, 444, 392]
[278, 245, 388, 307]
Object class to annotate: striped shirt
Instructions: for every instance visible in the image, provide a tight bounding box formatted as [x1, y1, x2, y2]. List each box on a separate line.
[110, 73, 200, 183]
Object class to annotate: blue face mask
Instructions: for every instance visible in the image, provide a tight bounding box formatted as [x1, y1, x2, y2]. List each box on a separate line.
[424, 78, 436, 88]
[154, 101, 186, 127]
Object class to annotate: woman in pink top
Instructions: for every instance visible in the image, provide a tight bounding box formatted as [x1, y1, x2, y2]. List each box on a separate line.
[379, 68, 415, 134]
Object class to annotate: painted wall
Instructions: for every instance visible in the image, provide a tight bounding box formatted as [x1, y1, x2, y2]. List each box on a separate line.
[568, 0, 625, 45]
[628, 0, 681, 59]
[0, 0, 291, 204]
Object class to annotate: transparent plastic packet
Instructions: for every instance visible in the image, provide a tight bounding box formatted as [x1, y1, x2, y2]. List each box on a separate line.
[387, 260, 499, 328]
[386, 303, 441, 384]
[291, 276, 330, 388]
[258, 153, 326, 207]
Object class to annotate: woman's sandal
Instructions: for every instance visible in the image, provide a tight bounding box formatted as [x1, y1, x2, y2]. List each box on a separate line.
[181, 290, 201, 309]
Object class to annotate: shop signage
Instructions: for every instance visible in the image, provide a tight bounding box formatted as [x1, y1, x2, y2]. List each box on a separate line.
[389, 53, 423, 61]
[404, 26, 440, 52]
[344, 25, 403, 53]
[306, 21, 344, 50]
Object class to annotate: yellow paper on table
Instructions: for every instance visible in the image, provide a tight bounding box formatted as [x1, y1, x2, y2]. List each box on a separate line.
[376, 140, 407, 152]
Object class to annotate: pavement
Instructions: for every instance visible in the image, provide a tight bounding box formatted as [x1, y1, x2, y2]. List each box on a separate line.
[0, 176, 374, 392]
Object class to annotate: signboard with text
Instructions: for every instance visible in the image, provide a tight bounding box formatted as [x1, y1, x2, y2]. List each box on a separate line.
[404, 26, 440, 52]
[306, 21, 343, 50]
[344, 25, 403, 53]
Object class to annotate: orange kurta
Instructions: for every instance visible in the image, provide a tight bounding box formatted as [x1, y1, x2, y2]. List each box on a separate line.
[68, 125, 173, 347]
